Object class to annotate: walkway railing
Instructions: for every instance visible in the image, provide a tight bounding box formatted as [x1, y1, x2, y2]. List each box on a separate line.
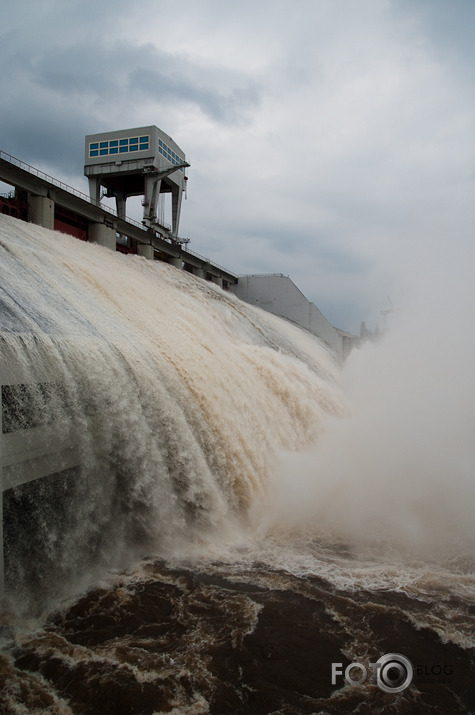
[0, 149, 176, 237]
[239, 273, 286, 278]
[0, 149, 115, 212]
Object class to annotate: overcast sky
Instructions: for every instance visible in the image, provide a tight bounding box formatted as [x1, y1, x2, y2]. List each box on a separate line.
[1, 0, 475, 333]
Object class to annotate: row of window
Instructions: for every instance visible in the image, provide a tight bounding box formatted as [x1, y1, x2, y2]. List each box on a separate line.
[89, 136, 150, 157]
[88, 136, 185, 172]
[158, 140, 185, 172]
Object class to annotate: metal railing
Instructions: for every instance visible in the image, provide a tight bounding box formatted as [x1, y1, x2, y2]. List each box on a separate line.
[182, 246, 237, 277]
[1, 149, 110, 209]
[0, 149, 177, 236]
[239, 273, 286, 278]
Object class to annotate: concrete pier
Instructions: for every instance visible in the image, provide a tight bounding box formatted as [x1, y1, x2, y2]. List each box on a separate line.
[168, 255, 182, 269]
[28, 195, 55, 230]
[0, 382, 82, 596]
[137, 244, 154, 259]
[88, 223, 116, 250]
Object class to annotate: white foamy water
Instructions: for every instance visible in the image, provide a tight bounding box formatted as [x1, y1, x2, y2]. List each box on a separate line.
[1, 214, 474, 714]
[0, 213, 345, 605]
[1, 213, 474, 608]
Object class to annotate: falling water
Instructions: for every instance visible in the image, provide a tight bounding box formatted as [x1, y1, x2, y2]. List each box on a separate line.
[0, 213, 343, 604]
[0, 214, 473, 714]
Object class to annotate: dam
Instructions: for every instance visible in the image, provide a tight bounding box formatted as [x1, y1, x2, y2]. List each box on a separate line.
[0, 129, 355, 599]
[0, 127, 357, 359]
[0, 134, 237, 289]
[0, 213, 346, 606]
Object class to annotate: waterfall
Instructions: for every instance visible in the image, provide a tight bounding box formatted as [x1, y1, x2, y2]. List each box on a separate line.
[0, 214, 344, 610]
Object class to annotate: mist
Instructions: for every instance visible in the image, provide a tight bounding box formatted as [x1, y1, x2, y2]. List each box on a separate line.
[271, 238, 475, 561]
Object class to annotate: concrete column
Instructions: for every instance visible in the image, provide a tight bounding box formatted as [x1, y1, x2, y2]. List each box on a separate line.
[171, 186, 183, 237]
[143, 176, 162, 226]
[194, 267, 205, 279]
[88, 223, 116, 250]
[211, 275, 223, 288]
[137, 244, 154, 259]
[115, 192, 127, 220]
[88, 177, 101, 205]
[28, 195, 55, 230]
[168, 256, 182, 269]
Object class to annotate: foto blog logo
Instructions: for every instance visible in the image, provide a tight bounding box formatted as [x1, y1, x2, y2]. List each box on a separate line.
[331, 653, 413, 693]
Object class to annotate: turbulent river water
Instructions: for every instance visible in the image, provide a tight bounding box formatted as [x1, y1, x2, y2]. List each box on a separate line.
[0, 214, 474, 714]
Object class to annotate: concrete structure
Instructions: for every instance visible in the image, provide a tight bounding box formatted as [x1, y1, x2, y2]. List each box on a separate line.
[0, 356, 82, 593]
[0, 149, 237, 287]
[88, 222, 116, 250]
[0, 142, 359, 595]
[28, 195, 54, 230]
[137, 243, 154, 259]
[232, 274, 357, 361]
[84, 126, 189, 238]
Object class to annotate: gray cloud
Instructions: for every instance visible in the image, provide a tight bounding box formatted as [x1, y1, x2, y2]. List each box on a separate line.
[0, 30, 261, 170]
[128, 63, 261, 125]
[394, 0, 475, 60]
[27, 40, 261, 123]
[1, 0, 475, 333]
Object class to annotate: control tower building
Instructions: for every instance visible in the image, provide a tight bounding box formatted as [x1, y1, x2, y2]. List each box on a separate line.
[84, 126, 189, 239]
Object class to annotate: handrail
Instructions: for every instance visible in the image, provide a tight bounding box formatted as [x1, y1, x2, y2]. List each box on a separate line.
[238, 273, 285, 278]
[182, 246, 237, 276]
[0, 148, 118, 215]
[0, 149, 174, 235]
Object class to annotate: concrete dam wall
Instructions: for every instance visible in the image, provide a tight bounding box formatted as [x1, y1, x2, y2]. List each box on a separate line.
[232, 274, 356, 361]
[0, 213, 345, 607]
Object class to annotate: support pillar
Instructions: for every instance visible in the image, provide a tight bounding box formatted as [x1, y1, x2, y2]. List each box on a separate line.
[171, 185, 183, 237]
[143, 175, 162, 227]
[115, 192, 127, 220]
[137, 244, 154, 259]
[194, 267, 205, 279]
[87, 177, 101, 205]
[211, 275, 223, 288]
[28, 195, 55, 230]
[168, 256, 182, 269]
[88, 223, 116, 250]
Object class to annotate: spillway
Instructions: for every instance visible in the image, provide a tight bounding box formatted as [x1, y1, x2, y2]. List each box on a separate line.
[0, 213, 344, 609]
[1, 214, 474, 714]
